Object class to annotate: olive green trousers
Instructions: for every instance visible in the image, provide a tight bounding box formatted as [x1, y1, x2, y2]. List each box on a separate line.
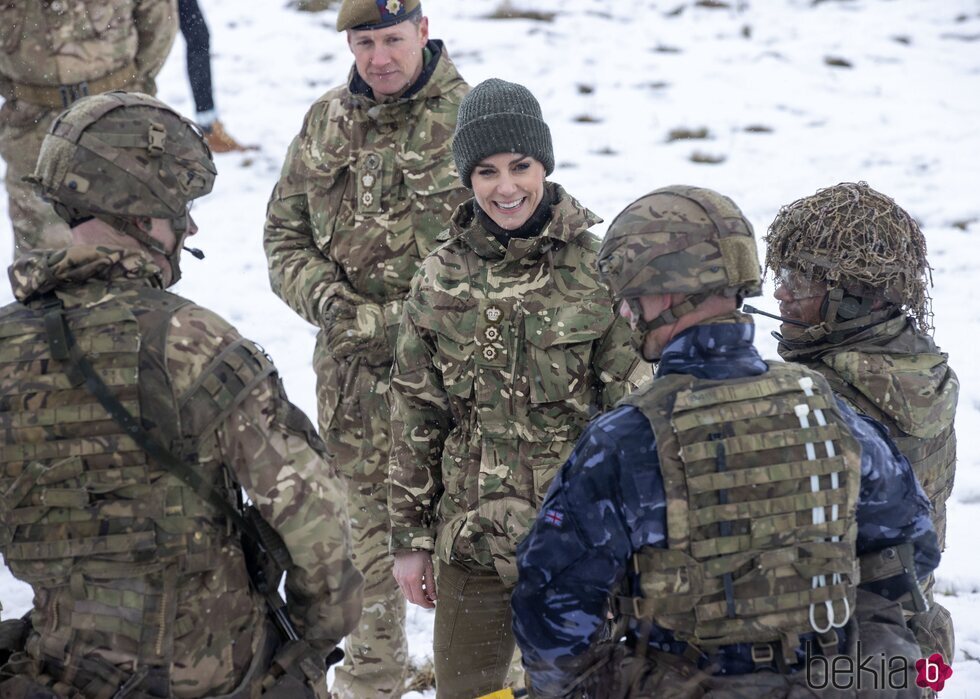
[433, 561, 523, 699]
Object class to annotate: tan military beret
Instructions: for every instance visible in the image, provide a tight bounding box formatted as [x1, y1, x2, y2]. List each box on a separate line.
[337, 0, 422, 32]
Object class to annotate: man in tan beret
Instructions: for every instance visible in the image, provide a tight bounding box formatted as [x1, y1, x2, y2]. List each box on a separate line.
[263, 0, 471, 696]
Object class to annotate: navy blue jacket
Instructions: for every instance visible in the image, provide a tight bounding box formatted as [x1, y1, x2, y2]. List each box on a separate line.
[512, 322, 940, 698]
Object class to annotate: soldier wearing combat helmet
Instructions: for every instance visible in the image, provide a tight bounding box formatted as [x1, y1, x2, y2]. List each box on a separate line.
[513, 185, 938, 698]
[263, 1, 471, 694]
[765, 181, 958, 665]
[0, 92, 362, 698]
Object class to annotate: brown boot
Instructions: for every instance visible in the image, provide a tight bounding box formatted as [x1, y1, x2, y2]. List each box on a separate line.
[203, 120, 257, 153]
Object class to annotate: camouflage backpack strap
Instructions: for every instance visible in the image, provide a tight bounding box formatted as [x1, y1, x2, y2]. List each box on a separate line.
[616, 364, 862, 666]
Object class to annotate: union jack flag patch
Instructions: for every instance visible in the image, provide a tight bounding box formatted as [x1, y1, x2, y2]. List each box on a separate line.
[543, 509, 563, 527]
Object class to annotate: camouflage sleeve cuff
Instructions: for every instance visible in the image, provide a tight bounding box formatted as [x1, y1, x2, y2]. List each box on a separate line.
[389, 527, 435, 554]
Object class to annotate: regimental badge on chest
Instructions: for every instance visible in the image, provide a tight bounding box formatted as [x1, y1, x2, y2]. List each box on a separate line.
[357, 151, 383, 214]
[476, 302, 509, 368]
[485, 305, 503, 324]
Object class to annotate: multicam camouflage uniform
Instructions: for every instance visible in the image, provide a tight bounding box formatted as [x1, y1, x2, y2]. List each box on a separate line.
[263, 39, 469, 697]
[512, 186, 939, 699]
[0, 91, 362, 699]
[0, 246, 363, 698]
[388, 184, 644, 582]
[765, 182, 958, 663]
[0, 0, 177, 256]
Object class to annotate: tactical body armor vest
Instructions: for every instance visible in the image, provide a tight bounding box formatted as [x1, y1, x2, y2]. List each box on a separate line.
[0, 283, 275, 696]
[616, 363, 863, 666]
[805, 350, 956, 550]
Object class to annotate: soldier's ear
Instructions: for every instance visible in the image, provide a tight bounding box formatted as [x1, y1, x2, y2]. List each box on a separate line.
[418, 16, 429, 44]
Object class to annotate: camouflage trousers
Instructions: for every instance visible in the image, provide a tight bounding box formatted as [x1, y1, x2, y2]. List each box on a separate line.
[565, 591, 922, 699]
[909, 579, 954, 668]
[0, 99, 72, 258]
[315, 347, 408, 698]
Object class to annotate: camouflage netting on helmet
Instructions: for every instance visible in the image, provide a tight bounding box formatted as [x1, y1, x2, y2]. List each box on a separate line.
[598, 185, 762, 301]
[29, 91, 216, 224]
[765, 181, 932, 331]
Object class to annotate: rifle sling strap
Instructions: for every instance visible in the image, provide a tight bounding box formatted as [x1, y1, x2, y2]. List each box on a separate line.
[39, 297, 292, 572]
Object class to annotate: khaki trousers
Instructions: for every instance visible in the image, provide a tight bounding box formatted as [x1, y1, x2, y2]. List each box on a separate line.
[433, 560, 526, 699]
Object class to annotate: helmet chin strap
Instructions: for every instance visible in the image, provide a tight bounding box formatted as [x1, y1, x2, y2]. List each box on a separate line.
[766, 288, 896, 350]
[89, 212, 199, 286]
[626, 293, 711, 362]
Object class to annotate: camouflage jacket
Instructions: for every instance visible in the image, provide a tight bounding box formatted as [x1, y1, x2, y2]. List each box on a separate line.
[0, 0, 176, 95]
[263, 40, 470, 343]
[512, 320, 940, 698]
[777, 313, 958, 547]
[388, 185, 647, 583]
[0, 247, 362, 696]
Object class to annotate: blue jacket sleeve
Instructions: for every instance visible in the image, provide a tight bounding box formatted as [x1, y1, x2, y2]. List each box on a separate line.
[512, 408, 665, 698]
[837, 399, 941, 580]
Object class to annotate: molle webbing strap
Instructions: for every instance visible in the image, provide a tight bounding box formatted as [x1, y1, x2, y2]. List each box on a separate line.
[177, 338, 276, 439]
[619, 364, 860, 654]
[38, 298, 292, 575]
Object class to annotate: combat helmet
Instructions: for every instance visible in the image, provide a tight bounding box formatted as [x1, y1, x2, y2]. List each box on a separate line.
[28, 91, 216, 284]
[765, 181, 932, 336]
[598, 185, 761, 351]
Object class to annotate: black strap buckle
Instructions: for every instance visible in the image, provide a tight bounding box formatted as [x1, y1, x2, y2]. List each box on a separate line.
[58, 81, 90, 108]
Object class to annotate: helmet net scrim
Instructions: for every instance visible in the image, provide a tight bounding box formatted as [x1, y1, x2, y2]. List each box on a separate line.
[765, 182, 932, 332]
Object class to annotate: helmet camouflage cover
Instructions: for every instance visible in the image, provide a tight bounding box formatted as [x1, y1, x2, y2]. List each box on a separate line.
[764, 181, 932, 331]
[28, 91, 216, 227]
[598, 185, 762, 303]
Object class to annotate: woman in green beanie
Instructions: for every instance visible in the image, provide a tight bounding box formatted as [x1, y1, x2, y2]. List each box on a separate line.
[388, 78, 647, 697]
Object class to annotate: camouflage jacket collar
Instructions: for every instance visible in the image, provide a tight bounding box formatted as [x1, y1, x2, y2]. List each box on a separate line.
[450, 183, 602, 262]
[656, 312, 768, 380]
[345, 40, 461, 123]
[9, 246, 165, 304]
[776, 312, 942, 362]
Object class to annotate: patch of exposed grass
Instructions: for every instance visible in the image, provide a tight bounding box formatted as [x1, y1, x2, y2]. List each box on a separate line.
[486, 2, 556, 22]
[824, 56, 854, 68]
[690, 151, 726, 164]
[405, 657, 435, 693]
[667, 127, 711, 142]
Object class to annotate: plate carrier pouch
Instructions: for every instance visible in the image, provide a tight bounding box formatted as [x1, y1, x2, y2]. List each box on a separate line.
[0, 285, 282, 696]
[613, 362, 862, 667]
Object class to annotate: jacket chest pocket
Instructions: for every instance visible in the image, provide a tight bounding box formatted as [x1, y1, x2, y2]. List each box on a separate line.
[81, 0, 124, 37]
[0, 3, 26, 53]
[304, 166, 350, 254]
[524, 301, 610, 404]
[430, 311, 477, 400]
[400, 158, 467, 259]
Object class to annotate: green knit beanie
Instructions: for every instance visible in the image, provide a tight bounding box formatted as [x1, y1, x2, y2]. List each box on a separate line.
[452, 79, 554, 188]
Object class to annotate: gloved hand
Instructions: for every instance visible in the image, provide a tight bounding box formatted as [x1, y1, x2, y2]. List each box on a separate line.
[321, 287, 386, 358]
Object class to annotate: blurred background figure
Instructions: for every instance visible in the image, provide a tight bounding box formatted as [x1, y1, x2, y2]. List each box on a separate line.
[0, 0, 177, 259]
[178, 0, 256, 152]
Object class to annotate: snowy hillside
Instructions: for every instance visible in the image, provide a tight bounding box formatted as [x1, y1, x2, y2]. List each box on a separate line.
[2, 0, 979, 695]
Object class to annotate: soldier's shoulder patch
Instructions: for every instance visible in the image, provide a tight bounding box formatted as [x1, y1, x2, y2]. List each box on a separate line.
[542, 508, 564, 527]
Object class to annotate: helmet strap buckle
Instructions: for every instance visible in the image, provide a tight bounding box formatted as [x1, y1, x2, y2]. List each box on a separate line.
[147, 123, 167, 156]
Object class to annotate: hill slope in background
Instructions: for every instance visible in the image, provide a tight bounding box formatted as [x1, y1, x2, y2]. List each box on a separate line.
[2, 1, 979, 695]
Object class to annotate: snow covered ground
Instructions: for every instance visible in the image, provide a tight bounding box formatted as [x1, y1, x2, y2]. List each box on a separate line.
[2, 0, 979, 695]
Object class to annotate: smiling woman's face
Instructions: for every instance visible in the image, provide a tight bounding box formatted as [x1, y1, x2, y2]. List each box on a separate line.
[470, 153, 546, 230]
